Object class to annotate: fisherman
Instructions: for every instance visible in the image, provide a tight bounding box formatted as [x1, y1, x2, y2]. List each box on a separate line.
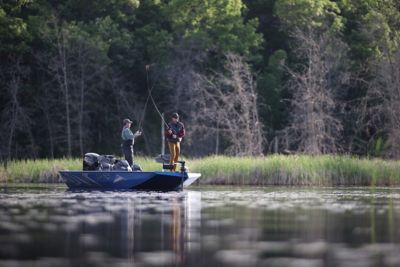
[121, 118, 141, 167]
[165, 113, 185, 171]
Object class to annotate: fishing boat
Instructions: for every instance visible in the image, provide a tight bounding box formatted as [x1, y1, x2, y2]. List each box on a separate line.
[59, 170, 201, 191]
[59, 153, 201, 191]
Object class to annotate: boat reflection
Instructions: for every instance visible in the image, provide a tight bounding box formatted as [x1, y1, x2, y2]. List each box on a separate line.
[3, 187, 400, 267]
[113, 191, 202, 266]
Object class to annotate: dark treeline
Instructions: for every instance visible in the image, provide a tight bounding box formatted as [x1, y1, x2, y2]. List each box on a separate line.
[1, 0, 400, 160]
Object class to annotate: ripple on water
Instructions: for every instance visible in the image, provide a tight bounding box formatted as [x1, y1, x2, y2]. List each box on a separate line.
[0, 187, 400, 267]
[80, 234, 100, 248]
[215, 249, 258, 266]
[0, 221, 26, 232]
[259, 258, 323, 267]
[200, 189, 400, 213]
[137, 251, 175, 266]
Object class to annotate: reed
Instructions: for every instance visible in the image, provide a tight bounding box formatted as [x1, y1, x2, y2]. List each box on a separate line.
[187, 155, 400, 186]
[0, 157, 159, 183]
[1, 155, 400, 186]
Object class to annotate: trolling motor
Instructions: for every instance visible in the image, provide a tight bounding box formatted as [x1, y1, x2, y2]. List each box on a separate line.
[177, 160, 186, 172]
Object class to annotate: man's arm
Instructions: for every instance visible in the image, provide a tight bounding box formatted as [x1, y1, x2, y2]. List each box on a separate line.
[133, 130, 142, 139]
[178, 123, 185, 138]
[165, 124, 173, 138]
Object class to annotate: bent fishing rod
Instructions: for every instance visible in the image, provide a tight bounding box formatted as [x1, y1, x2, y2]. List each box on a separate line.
[137, 64, 170, 132]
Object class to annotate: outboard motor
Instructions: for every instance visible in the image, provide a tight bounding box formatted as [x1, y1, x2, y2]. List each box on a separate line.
[83, 153, 100, 170]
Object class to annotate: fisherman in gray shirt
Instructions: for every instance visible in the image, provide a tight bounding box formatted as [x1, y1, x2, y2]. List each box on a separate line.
[121, 118, 141, 167]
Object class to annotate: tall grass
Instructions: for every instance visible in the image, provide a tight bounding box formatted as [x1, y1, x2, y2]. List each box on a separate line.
[0, 157, 159, 183]
[1, 155, 400, 186]
[187, 155, 400, 186]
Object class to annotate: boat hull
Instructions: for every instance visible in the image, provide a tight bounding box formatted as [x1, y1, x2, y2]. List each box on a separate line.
[59, 171, 201, 191]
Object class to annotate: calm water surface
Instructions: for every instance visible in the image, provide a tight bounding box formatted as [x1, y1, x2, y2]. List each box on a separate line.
[1, 186, 400, 267]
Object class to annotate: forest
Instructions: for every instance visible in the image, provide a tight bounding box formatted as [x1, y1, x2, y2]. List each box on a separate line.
[1, 0, 400, 160]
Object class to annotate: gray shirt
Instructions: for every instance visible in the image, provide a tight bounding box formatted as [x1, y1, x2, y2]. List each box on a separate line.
[121, 127, 134, 141]
[122, 127, 141, 145]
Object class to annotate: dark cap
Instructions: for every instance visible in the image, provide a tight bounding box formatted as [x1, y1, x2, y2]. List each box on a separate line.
[123, 118, 133, 124]
[171, 113, 179, 119]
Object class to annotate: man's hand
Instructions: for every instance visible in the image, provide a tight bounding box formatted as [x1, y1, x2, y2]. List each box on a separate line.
[172, 134, 177, 139]
[168, 129, 172, 134]
[135, 131, 142, 136]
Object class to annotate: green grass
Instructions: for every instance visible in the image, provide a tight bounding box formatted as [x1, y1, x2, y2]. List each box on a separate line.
[186, 155, 400, 186]
[0, 157, 159, 183]
[1, 155, 400, 186]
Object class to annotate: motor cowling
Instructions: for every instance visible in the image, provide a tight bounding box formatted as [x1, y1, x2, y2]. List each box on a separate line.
[83, 153, 100, 170]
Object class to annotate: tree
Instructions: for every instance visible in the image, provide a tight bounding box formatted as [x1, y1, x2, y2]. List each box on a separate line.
[257, 50, 288, 137]
[192, 53, 265, 156]
[283, 28, 350, 154]
[38, 16, 110, 156]
[161, 0, 263, 59]
[0, 0, 32, 54]
[0, 58, 37, 159]
[361, 0, 400, 157]
[159, 0, 264, 155]
[3, 0, 400, 159]
[367, 47, 400, 158]
[275, 0, 344, 33]
[345, 0, 400, 157]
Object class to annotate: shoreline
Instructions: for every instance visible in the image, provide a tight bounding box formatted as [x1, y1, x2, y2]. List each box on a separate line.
[1, 155, 400, 186]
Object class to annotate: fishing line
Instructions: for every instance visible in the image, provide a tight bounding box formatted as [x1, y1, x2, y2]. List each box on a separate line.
[139, 64, 170, 129]
[148, 85, 169, 128]
[137, 65, 159, 130]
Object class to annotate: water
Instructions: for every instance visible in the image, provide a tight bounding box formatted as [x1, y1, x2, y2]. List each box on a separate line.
[1, 186, 400, 267]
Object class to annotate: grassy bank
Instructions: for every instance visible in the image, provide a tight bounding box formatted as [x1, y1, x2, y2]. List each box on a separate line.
[191, 155, 400, 186]
[1, 155, 400, 186]
[0, 157, 159, 183]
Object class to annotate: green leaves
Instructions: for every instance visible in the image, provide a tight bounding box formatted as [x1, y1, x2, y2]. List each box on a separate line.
[0, 0, 33, 53]
[363, 1, 400, 57]
[161, 0, 262, 57]
[275, 0, 344, 32]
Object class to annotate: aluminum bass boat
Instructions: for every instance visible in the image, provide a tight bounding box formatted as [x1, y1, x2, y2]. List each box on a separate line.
[59, 170, 201, 191]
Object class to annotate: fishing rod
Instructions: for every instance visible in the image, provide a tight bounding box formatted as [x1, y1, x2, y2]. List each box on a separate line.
[136, 65, 152, 131]
[148, 85, 169, 128]
[139, 64, 170, 130]
[137, 64, 165, 132]
[136, 64, 188, 170]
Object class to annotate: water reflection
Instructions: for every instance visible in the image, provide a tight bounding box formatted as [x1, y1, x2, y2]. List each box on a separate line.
[0, 189, 202, 267]
[0, 187, 400, 266]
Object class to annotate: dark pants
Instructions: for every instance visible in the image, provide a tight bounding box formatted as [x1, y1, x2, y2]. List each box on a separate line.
[122, 140, 134, 167]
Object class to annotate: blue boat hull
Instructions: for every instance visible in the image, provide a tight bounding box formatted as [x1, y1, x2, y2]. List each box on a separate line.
[59, 171, 201, 191]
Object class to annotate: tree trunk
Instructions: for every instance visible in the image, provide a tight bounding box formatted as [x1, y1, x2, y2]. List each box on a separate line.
[58, 31, 72, 157]
[79, 49, 85, 156]
[7, 104, 17, 160]
[45, 111, 55, 159]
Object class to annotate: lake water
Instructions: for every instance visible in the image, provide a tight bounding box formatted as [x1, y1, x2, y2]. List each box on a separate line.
[0, 186, 400, 267]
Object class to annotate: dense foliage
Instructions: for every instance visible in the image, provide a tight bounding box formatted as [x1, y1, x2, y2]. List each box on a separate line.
[0, 0, 399, 159]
